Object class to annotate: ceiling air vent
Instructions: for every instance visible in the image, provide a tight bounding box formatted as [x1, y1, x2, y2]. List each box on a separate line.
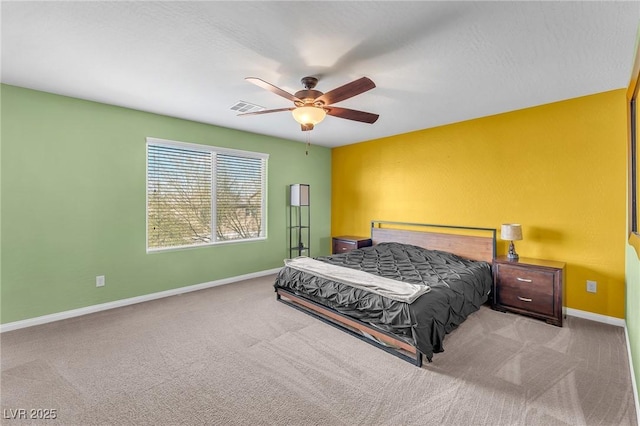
[230, 101, 265, 114]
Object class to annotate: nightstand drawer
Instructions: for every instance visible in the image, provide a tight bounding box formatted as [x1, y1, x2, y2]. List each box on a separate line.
[495, 265, 555, 316]
[492, 257, 565, 326]
[497, 265, 555, 293]
[332, 236, 372, 254]
[333, 240, 356, 253]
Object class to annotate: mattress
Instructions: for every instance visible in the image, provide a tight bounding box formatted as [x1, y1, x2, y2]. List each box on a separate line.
[273, 242, 493, 361]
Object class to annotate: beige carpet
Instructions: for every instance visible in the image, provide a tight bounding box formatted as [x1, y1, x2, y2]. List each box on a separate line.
[1, 274, 637, 425]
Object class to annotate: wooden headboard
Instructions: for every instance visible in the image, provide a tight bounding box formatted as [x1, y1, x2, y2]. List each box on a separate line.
[370, 221, 496, 263]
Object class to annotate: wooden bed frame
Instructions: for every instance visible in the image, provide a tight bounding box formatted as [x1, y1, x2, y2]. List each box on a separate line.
[276, 221, 497, 367]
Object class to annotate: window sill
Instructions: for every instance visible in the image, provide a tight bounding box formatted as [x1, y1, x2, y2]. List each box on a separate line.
[147, 236, 267, 254]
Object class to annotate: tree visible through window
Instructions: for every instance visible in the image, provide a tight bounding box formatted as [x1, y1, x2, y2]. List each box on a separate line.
[147, 138, 268, 251]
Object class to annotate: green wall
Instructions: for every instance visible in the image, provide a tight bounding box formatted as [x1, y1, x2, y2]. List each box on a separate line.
[0, 84, 332, 324]
[626, 246, 640, 402]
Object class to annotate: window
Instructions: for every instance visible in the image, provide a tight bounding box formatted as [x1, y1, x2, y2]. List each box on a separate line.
[146, 138, 268, 251]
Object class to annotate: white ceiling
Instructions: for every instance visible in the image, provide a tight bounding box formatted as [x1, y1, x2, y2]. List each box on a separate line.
[2, 1, 639, 148]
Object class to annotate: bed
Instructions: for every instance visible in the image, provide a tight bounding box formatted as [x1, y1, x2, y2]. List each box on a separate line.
[274, 221, 496, 366]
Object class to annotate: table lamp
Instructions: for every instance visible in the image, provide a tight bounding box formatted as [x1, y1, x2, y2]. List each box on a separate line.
[501, 224, 523, 260]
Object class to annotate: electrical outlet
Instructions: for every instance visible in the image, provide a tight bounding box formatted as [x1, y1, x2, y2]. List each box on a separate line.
[586, 280, 597, 293]
[96, 275, 105, 287]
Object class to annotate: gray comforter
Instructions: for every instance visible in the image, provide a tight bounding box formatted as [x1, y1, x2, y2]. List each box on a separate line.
[273, 242, 493, 361]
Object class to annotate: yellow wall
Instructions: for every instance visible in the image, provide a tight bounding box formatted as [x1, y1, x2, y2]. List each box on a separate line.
[332, 89, 627, 318]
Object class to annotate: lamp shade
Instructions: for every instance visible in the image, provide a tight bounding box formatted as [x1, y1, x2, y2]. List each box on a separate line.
[501, 224, 522, 241]
[290, 184, 309, 206]
[291, 106, 326, 126]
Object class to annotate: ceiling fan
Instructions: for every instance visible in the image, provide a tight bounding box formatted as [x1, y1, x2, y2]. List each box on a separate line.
[238, 76, 379, 131]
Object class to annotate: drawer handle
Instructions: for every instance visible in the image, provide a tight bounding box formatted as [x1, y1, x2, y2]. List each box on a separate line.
[341, 247, 347, 251]
[517, 277, 533, 283]
[517, 296, 533, 302]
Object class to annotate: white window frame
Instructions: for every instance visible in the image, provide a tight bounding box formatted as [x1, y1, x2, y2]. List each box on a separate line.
[146, 137, 268, 252]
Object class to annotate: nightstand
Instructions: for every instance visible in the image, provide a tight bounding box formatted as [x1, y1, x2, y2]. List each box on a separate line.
[332, 236, 372, 254]
[492, 256, 566, 326]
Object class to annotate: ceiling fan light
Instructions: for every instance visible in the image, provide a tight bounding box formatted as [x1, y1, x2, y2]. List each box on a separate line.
[292, 106, 326, 126]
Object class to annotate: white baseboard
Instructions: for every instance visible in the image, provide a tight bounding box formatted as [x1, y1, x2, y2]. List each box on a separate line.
[625, 324, 640, 426]
[565, 307, 626, 327]
[0, 267, 282, 333]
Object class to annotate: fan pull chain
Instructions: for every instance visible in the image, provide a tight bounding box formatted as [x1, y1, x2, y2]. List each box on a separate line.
[305, 131, 310, 156]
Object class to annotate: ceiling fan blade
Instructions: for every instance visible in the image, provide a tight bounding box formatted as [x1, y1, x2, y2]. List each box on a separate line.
[245, 77, 301, 103]
[315, 77, 376, 106]
[237, 107, 294, 117]
[325, 106, 379, 124]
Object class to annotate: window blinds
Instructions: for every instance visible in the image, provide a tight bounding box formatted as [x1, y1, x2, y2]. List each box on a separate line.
[147, 139, 267, 251]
